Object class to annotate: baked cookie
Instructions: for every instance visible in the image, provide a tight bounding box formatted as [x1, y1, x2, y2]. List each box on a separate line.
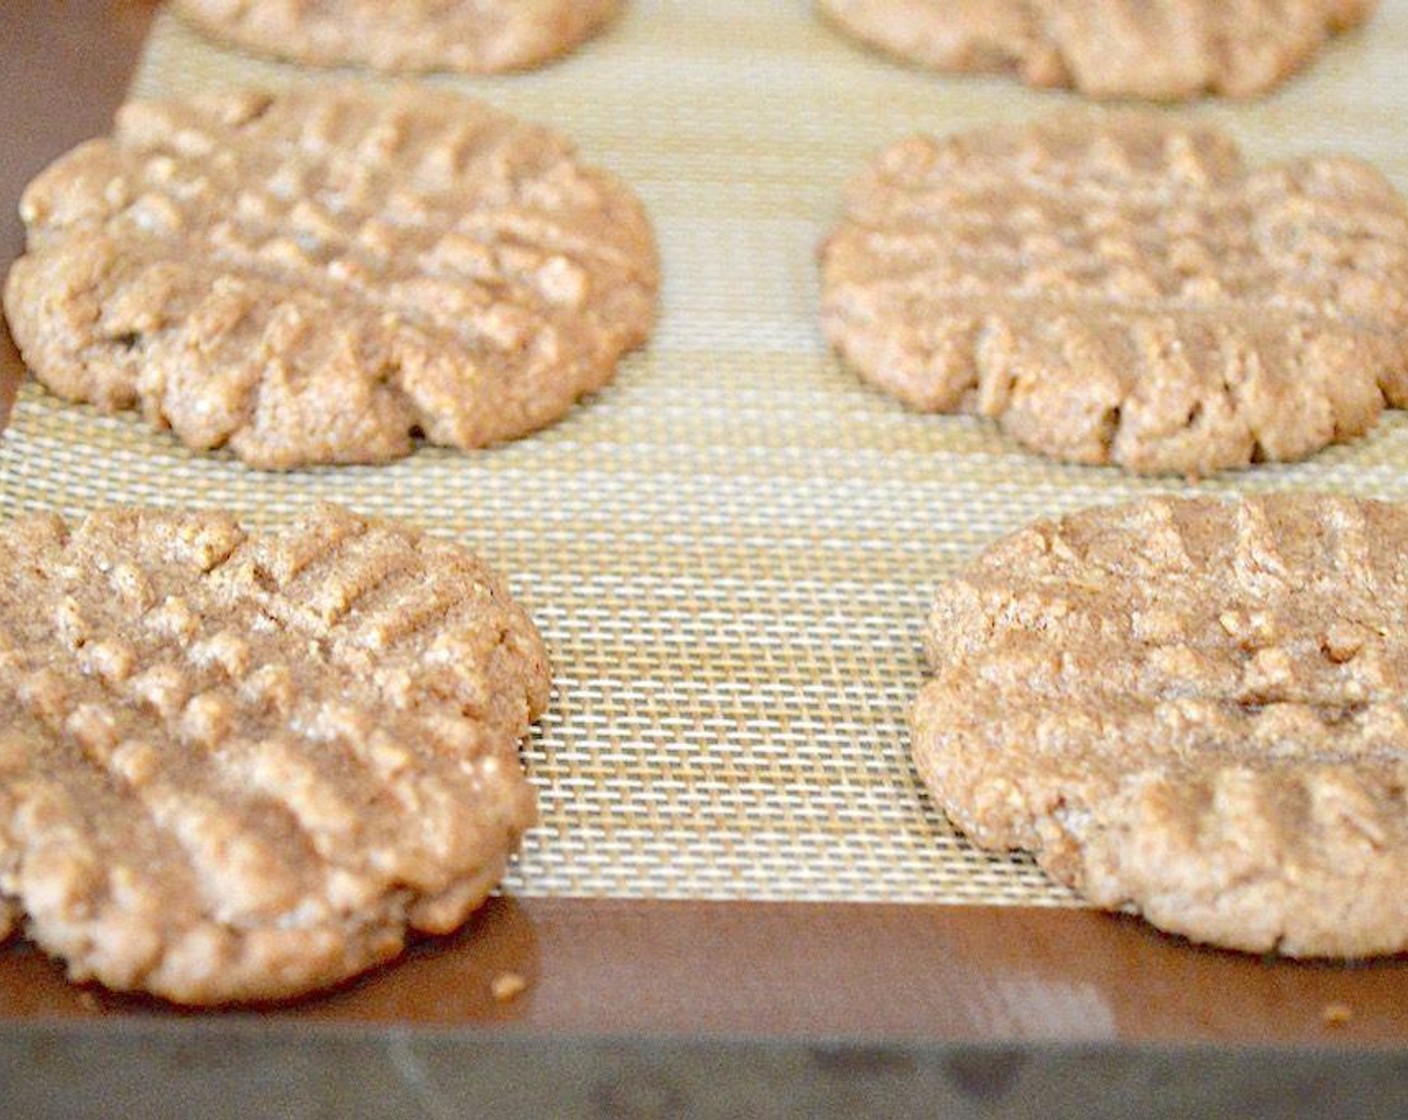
[176, 0, 623, 75]
[817, 0, 1378, 100]
[915, 494, 1408, 957]
[3, 84, 658, 469]
[0, 504, 550, 1004]
[821, 112, 1408, 476]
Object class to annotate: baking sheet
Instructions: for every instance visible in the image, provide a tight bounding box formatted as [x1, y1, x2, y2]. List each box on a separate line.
[2, 0, 1407, 905]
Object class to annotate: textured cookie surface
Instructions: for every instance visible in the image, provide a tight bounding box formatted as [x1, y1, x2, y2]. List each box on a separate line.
[3, 84, 658, 469]
[818, 0, 1377, 100]
[0, 504, 550, 1003]
[821, 112, 1408, 476]
[915, 494, 1408, 957]
[175, 0, 622, 75]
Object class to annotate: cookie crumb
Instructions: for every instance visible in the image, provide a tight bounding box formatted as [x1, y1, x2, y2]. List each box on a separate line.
[1322, 1002, 1354, 1026]
[491, 971, 528, 1002]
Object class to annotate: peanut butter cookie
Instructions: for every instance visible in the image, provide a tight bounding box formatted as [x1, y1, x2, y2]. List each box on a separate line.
[915, 494, 1408, 957]
[818, 0, 1378, 100]
[177, 0, 623, 75]
[4, 84, 658, 469]
[821, 112, 1408, 476]
[0, 504, 550, 1003]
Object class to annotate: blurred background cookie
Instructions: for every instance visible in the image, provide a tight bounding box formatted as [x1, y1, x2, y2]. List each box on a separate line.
[176, 0, 623, 74]
[817, 0, 1378, 100]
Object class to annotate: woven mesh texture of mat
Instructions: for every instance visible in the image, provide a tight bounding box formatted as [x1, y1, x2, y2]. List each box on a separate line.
[3, 0, 1407, 903]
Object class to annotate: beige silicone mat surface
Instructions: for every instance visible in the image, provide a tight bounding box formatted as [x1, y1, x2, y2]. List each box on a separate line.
[3, 1, 1408, 904]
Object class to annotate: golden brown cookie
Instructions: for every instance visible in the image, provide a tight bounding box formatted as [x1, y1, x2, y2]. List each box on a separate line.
[817, 0, 1378, 100]
[821, 112, 1408, 476]
[0, 504, 550, 1004]
[176, 0, 623, 75]
[3, 84, 658, 469]
[914, 494, 1408, 958]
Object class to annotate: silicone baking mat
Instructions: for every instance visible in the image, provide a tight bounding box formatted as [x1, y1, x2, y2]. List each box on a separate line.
[3, 0, 1407, 904]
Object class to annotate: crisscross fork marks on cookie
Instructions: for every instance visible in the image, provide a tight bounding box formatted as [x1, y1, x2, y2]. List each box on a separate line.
[915, 494, 1408, 956]
[4, 85, 659, 468]
[0, 504, 549, 1003]
[175, 0, 624, 75]
[822, 113, 1408, 475]
[818, 0, 1379, 100]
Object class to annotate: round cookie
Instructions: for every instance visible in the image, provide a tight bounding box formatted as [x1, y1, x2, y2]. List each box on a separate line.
[821, 112, 1408, 476]
[0, 504, 550, 1004]
[3, 84, 658, 470]
[817, 0, 1378, 100]
[176, 0, 623, 75]
[914, 494, 1408, 958]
